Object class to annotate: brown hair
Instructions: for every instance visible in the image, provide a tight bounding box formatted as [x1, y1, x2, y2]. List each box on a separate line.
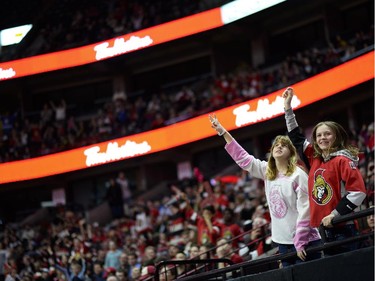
[311, 121, 359, 158]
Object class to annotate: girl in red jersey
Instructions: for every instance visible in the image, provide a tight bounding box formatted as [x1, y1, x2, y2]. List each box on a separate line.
[283, 87, 367, 255]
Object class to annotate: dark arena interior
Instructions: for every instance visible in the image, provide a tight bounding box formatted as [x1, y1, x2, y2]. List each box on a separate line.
[0, 0, 373, 280]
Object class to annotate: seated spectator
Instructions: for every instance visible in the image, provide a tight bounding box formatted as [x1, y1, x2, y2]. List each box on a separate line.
[360, 205, 374, 248]
[104, 241, 122, 271]
[54, 258, 86, 281]
[158, 265, 177, 281]
[215, 237, 244, 268]
[91, 261, 106, 281]
[127, 253, 141, 280]
[141, 246, 157, 267]
[115, 269, 128, 281]
[139, 265, 155, 281]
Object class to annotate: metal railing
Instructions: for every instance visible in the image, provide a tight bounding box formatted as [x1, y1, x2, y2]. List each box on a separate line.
[176, 207, 374, 281]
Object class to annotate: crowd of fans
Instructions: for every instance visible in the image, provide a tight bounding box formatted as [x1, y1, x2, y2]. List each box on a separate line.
[0, 1, 373, 280]
[0, 26, 373, 164]
[0, 160, 373, 281]
[0, 0, 232, 62]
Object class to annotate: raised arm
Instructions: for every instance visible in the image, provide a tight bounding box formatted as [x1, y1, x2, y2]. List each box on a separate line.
[282, 87, 311, 170]
[209, 113, 234, 144]
[208, 114, 266, 179]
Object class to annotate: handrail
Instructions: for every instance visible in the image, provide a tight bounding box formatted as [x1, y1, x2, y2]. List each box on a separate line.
[319, 207, 374, 242]
[177, 232, 374, 281]
[175, 207, 374, 281]
[153, 258, 234, 281]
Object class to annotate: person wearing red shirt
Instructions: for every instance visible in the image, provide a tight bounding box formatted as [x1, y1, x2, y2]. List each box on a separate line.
[191, 205, 223, 246]
[215, 237, 244, 268]
[284, 87, 367, 255]
[220, 208, 244, 249]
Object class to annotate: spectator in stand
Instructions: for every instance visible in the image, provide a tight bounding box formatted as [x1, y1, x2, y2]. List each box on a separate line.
[141, 246, 157, 267]
[283, 87, 367, 255]
[220, 207, 244, 250]
[4, 267, 20, 281]
[360, 205, 374, 248]
[115, 269, 128, 281]
[116, 252, 129, 277]
[106, 275, 118, 281]
[40, 103, 54, 129]
[106, 178, 124, 219]
[215, 237, 244, 268]
[165, 201, 188, 245]
[187, 244, 200, 260]
[167, 243, 181, 260]
[50, 99, 66, 125]
[139, 265, 155, 281]
[91, 261, 106, 281]
[54, 258, 86, 281]
[104, 241, 122, 271]
[188, 204, 223, 247]
[173, 252, 188, 277]
[209, 114, 321, 267]
[127, 253, 141, 281]
[158, 265, 177, 281]
[116, 172, 132, 216]
[212, 184, 229, 222]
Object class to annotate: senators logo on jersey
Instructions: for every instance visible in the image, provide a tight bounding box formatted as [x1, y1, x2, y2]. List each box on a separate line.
[312, 169, 333, 205]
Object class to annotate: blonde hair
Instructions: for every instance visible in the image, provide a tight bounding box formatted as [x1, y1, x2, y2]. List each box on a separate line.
[266, 135, 298, 181]
[311, 121, 359, 158]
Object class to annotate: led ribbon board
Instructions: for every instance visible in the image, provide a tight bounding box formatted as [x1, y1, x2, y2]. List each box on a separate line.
[0, 0, 286, 80]
[0, 51, 373, 184]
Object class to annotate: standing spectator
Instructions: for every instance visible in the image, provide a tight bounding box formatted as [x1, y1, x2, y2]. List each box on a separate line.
[40, 103, 54, 129]
[116, 172, 132, 216]
[209, 114, 321, 266]
[190, 204, 223, 247]
[106, 178, 124, 219]
[220, 207, 244, 249]
[283, 87, 367, 255]
[50, 99, 66, 124]
[104, 241, 122, 271]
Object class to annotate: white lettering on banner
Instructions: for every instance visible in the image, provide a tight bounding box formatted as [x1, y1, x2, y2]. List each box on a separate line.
[234, 95, 301, 127]
[0, 67, 16, 79]
[94, 36, 154, 60]
[84, 140, 152, 166]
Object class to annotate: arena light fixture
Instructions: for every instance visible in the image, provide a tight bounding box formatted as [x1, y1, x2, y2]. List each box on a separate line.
[0, 1, 287, 80]
[0, 24, 32, 46]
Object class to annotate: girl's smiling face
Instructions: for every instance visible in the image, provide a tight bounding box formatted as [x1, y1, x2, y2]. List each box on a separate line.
[315, 124, 336, 154]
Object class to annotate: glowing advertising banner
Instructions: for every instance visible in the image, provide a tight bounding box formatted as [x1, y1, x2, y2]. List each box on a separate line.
[0, 51, 373, 184]
[0, 0, 286, 81]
